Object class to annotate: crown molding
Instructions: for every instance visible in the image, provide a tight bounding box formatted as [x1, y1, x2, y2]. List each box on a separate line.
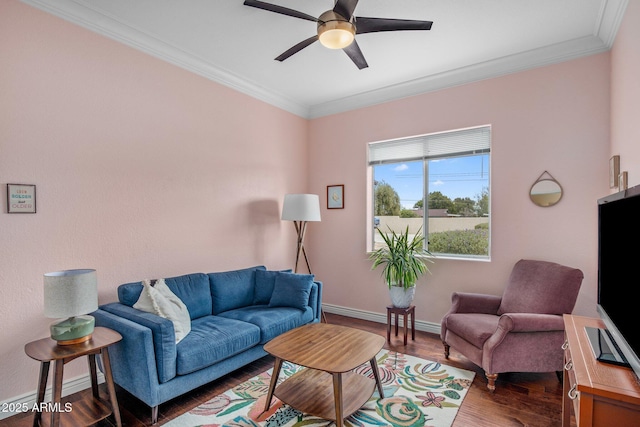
[308, 0, 628, 118]
[21, 0, 628, 120]
[595, 0, 629, 47]
[307, 34, 610, 118]
[20, 0, 310, 117]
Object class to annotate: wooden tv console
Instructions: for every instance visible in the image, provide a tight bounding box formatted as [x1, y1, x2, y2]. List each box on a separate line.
[562, 315, 640, 426]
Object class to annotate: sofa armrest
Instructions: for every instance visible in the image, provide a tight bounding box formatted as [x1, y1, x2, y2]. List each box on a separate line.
[98, 302, 178, 383]
[92, 308, 163, 407]
[310, 281, 323, 322]
[497, 313, 565, 333]
[449, 292, 502, 315]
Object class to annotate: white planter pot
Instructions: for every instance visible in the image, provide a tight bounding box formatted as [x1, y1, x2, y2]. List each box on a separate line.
[389, 285, 415, 308]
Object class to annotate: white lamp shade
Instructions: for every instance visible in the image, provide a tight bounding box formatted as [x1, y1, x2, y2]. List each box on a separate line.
[44, 269, 98, 318]
[281, 194, 321, 222]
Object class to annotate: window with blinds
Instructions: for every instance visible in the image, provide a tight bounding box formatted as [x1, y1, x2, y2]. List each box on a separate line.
[368, 125, 491, 259]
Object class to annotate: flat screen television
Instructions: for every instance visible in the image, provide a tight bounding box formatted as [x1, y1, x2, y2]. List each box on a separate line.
[587, 183, 640, 380]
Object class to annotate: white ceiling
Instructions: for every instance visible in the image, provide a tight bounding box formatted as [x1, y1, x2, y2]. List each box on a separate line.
[22, 0, 628, 118]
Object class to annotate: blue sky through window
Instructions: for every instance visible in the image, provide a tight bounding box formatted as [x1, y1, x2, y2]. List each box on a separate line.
[374, 154, 489, 209]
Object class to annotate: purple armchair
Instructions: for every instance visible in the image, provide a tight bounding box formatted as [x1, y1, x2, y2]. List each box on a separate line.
[440, 259, 584, 391]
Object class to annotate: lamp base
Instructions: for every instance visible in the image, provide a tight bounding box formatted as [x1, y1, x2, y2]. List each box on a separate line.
[50, 315, 95, 345]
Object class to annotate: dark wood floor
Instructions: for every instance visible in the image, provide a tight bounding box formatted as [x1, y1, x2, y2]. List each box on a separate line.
[4, 313, 573, 427]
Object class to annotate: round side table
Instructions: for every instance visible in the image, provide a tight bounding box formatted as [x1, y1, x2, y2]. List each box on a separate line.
[24, 326, 122, 427]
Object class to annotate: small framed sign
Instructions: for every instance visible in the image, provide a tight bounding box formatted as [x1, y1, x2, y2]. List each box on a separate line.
[7, 184, 36, 213]
[327, 184, 344, 209]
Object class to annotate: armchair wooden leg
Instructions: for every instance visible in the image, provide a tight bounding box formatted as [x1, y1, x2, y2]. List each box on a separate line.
[485, 372, 497, 392]
[443, 343, 450, 359]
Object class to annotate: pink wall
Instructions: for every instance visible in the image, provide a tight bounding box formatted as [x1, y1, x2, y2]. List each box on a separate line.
[308, 53, 611, 324]
[0, 1, 307, 402]
[611, 0, 640, 183]
[2, 0, 638, 410]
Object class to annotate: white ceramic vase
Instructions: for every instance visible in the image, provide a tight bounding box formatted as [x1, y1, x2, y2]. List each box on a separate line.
[389, 285, 416, 308]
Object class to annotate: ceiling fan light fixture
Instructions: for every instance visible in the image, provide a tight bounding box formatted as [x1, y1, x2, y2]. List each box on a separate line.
[317, 11, 355, 49]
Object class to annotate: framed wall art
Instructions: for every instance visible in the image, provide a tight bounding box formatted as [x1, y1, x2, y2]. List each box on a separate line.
[619, 171, 628, 191]
[7, 183, 36, 213]
[610, 155, 620, 189]
[327, 185, 344, 209]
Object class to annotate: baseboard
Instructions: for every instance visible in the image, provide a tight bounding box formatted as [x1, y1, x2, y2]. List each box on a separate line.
[0, 372, 104, 420]
[322, 303, 441, 335]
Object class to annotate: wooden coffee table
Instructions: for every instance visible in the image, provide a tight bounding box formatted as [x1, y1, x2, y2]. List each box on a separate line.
[263, 323, 385, 427]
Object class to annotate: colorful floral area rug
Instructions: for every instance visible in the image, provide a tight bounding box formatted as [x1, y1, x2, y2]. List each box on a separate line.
[164, 350, 475, 427]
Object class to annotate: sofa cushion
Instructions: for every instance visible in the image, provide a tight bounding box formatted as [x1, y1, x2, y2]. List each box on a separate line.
[218, 305, 314, 344]
[133, 279, 191, 343]
[118, 273, 212, 320]
[269, 273, 314, 311]
[254, 269, 292, 305]
[208, 266, 266, 314]
[444, 313, 500, 349]
[176, 316, 260, 376]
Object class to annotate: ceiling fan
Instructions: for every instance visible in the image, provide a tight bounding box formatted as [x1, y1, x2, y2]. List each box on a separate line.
[243, 0, 433, 69]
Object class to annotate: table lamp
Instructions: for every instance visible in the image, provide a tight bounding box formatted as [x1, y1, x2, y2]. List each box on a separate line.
[44, 269, 98, 345]
[281, 194, 321, 273]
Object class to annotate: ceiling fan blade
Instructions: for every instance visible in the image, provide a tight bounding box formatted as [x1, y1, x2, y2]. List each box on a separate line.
[275, 35, 319, 61]
[343, 40, 368, 70]
[333, 0, 359, 20]
[355, 17, 433, 34]
[244, 0, 317, 22]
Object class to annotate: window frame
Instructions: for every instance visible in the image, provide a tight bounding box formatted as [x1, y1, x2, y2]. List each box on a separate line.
[368, 125, 491, 261]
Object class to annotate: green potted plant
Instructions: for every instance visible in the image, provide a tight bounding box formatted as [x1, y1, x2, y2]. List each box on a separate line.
[370, 225, 434, 307]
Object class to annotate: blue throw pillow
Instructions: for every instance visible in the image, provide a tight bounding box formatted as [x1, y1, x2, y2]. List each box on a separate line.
[269, 272, 314, 311]
[208, 266, 266, 314]
[254, 269, 293, 305]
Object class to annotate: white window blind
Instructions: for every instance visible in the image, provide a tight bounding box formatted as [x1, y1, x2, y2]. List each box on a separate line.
[368, 125, 491, 165]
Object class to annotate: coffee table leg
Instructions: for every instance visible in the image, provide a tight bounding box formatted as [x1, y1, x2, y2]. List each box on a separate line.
[332, 373, 344, 427]
[264, 357, 283, 412]
[369, 358, 384, 398]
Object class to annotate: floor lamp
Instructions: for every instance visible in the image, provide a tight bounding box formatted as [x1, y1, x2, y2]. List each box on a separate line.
[281, 194, 321, 274]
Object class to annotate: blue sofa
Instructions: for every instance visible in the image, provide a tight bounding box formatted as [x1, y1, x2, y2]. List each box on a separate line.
[92, 266, 322, 424]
